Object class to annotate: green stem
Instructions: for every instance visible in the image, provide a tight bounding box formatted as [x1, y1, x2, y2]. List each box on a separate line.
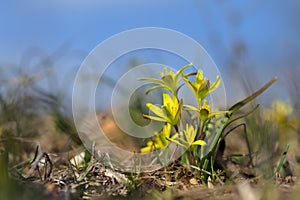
[274, 144, 290, 174]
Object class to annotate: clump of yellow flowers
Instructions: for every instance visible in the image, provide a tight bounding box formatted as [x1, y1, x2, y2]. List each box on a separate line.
[139, 64, 221, 154]
[138, 64, 278, 180]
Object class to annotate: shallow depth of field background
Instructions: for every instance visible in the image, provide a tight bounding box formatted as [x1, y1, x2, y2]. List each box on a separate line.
[1, 1, 300, 107]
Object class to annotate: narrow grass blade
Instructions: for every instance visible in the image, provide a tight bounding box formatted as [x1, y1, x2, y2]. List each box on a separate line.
[274, 144, 290, 174]
[228, 77, 278, 115]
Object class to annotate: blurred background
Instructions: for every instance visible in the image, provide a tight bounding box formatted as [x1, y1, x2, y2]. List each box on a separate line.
[1, 0, 300, 107]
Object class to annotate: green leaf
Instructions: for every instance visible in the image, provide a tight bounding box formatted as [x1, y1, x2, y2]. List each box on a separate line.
[143, 114, 166, 122]
[139, 77, 164, 84]
[166, 136, 187, 148]
[183, 104, 199, 112]
[228, 77, 278, 115]
[208, 104, 260, 153]
[145, 85, 169, 95]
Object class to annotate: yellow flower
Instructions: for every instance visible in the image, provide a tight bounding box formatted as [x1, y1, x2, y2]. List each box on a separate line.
[140, 123, 171, 153]
[139, 63, 193, 95]
[184, 100, 227, 127]
[166, 124, 206, 149]
[143, 92, 181, 125]
[262, 100, 293, 123]
[183, 70, 220, 105]
[199, 99, 210, 122]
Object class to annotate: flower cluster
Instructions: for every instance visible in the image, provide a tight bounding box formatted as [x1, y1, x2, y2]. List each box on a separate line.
[140, 64, 221, 153]
[138, 64, 278, 181]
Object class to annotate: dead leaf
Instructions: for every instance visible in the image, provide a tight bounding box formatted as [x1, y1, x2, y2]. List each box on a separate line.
[189, 178, 198, 185]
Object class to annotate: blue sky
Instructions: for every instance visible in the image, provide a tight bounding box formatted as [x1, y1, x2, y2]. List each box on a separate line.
[1, 0, 299, 108]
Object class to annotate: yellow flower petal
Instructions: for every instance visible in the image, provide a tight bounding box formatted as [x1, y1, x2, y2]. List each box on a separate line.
[191, 140, 206, 146]
[146, 103, 166, 119]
